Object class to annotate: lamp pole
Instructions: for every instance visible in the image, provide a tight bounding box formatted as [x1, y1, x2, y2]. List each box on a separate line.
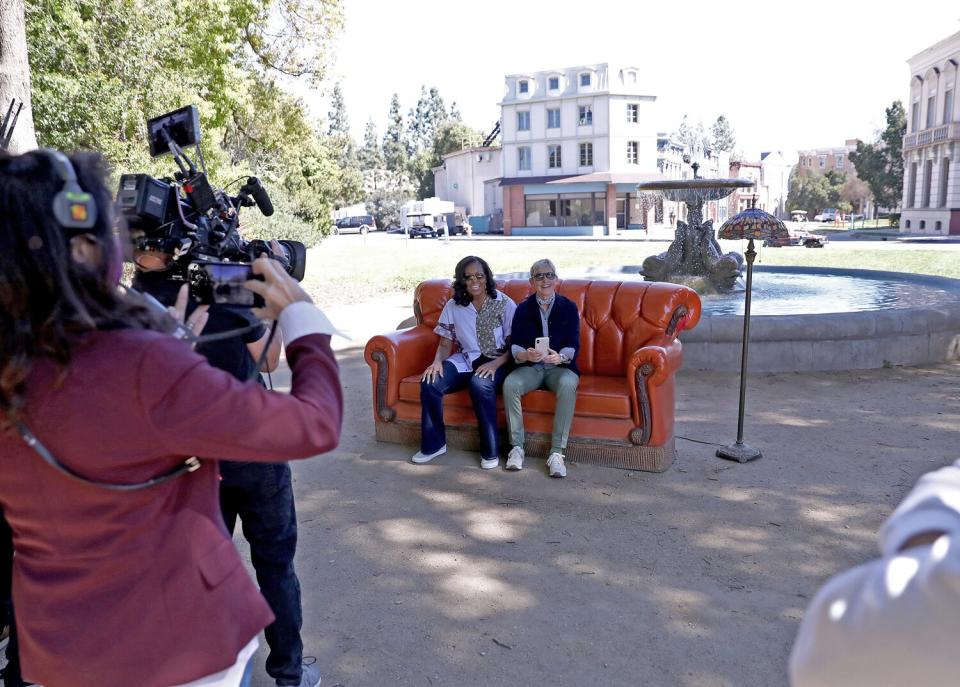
[717, 224, 762, 462]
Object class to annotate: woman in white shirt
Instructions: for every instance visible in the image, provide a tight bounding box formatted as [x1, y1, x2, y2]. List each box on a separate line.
[412, 256, 517, 469]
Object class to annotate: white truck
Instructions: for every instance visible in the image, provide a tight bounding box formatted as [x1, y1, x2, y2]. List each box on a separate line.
[400, 198, 468, 238]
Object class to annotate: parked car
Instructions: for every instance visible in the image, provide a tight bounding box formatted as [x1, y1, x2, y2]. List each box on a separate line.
[764, 228, 828, 248]
[791, 210, 808, 223]
[814, 208, 839, 223]
[333, 215, 376, 235]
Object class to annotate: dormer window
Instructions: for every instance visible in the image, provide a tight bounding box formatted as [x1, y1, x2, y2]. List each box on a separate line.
[518, 80, 529, 94]
[580, 73, 591, 87]
[548, 76, 560, 90]
[627, 70, 637, 84]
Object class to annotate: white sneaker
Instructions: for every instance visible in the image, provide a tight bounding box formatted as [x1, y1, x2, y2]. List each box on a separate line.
[546, 452, 567, 478]
[411, 445, 447, 464]
[506, 446, 524, 471]
[480, 456, 499, 470]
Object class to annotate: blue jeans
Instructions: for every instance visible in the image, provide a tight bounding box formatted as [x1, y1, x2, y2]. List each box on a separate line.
[420, 360, 510, 460]
[220, 462, 304, 687]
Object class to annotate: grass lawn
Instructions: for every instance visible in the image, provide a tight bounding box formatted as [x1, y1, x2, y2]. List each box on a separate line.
[755, 247, 960, 279]
[303, 235, 959, 308]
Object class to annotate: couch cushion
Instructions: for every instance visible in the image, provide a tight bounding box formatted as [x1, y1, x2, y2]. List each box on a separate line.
[398, 373, 631, 419]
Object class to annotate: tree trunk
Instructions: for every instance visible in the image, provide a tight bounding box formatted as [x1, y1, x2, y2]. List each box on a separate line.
[0, 0, 38, 153]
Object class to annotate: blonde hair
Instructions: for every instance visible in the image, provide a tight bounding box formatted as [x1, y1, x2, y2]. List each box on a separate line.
[529, 259, 556, 278]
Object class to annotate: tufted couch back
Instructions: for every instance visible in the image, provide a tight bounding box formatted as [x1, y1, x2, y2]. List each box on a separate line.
[413, 279, 700, 377]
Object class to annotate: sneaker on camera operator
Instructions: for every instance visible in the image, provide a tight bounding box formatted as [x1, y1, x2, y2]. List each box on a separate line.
[133, 242, 320, 687]
[0, 149, 342, 687]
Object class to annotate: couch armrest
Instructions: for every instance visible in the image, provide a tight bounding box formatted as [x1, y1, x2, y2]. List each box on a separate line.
[364, 326, 438, 422]
[624, 335, 683, 446]
[640, 283, 702, 336]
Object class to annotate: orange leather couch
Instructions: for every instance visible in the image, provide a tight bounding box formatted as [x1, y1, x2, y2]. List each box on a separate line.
[363, 278, 701, 471]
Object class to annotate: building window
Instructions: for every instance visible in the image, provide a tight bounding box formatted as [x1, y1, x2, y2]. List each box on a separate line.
[908, 162, 918, 207]
[548, 76, 560, 90]
[818, 155, 826, 169]
[627, 103, 639, 123]
[627, 141, 639, 165]
[905, 220, 911, 229]
[517, 111, 530, 131]
[548, 144, 562, 169]
[922, 159, 933, 207]
[936, 221, 943, 231]
[525, 192, 606, 227]
[940, 158, 950, 207]
[579, 142, 593, 167]
[927, 94, 936, 129]
[944, 89, 954, 124]
[835, 155, 844, 170]
[578, 105, 593, 126]
[627, 70, 637, 84]
[920, 220, 926, 229]
[518, 146, 531, 171]
[912, 101, 920, 132]
[518, 80, 528, 94]
[580, 73, 591, 87]
[547, 108, 561, 128]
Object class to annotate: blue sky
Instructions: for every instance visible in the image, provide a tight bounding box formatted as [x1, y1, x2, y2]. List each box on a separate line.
[294, 0, 960, 159]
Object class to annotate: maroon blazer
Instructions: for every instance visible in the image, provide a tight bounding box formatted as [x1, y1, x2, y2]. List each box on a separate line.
[0, 328, 342, 687]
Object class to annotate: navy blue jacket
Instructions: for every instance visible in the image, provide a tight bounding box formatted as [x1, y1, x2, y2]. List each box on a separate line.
[511, 293, 580, 376]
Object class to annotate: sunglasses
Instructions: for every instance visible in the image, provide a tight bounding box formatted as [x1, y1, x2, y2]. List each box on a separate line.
[533, 272, 556, 281]
[464, 273, 486, 282]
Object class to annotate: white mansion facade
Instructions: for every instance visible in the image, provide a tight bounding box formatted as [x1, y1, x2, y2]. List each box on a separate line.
[902, 30, 960, 234]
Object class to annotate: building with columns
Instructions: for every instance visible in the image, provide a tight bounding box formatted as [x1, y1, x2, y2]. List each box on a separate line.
[901, 30, 960, 234]
[499, 63, 662, 236]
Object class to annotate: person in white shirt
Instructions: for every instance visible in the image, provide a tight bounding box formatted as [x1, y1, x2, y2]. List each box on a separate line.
[412, 256, 517, 470]
[790, 459, 960, 686]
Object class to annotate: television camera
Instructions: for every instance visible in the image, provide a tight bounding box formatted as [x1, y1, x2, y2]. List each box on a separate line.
[117, 105, 306, 307]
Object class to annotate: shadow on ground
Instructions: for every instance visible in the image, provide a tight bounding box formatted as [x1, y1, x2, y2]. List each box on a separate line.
[240, 347, 960, 687]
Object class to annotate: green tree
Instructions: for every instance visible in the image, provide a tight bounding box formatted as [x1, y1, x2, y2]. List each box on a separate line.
[358, 118, 383, 171]
[382, 92, 407, 173]
[672, 114, 710, 156]
[849, 101, 906, 211]
[710, 115, 736, 153]
[24, 0, 346, 244]
[787, 167, 850, 216]
[407, 85, 431, 152]
[326, 82, 349, 137]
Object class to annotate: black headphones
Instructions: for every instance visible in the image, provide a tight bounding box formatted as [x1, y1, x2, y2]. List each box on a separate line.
[39, 148, 98, 231]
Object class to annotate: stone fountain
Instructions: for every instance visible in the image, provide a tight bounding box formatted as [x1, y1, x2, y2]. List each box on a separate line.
[638, 170, 753, 292]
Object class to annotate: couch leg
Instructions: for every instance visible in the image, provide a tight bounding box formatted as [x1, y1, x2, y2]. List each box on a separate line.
[631, 363, 654, 445]
[369, 350, 396, 422]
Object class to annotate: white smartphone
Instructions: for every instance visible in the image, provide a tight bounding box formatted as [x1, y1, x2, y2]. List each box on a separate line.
[534, 336, 550, 357]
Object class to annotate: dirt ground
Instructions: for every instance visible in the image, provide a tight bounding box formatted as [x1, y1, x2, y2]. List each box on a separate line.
[240, 342, 960, 687]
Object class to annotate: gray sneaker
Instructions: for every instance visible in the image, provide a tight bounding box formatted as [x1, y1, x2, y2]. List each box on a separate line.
[506, 446, 524, 471]
[281, 662, 321, 687]
[546, 452, 567, 478]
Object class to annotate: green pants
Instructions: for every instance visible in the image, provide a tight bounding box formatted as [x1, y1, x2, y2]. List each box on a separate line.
[503, 365, 579, 456]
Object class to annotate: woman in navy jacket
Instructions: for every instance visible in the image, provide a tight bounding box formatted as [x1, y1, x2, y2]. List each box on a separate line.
[502, 259, 580, 478]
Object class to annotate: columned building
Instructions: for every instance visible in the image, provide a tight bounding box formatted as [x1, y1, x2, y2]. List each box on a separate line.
[499, 63, 661, 236]
[901, 30, 960, 234]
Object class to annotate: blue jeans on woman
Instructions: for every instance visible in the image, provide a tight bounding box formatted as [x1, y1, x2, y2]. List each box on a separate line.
[421, 360, 510, 460]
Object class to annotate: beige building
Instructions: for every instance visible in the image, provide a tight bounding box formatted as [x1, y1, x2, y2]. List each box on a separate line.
[901, 29, 960, 234]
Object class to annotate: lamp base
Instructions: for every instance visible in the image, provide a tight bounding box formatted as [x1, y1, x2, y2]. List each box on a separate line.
[716, 442, 762, 463]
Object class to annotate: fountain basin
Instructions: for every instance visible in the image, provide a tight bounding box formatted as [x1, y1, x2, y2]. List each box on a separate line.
[518, 266, 960, 372]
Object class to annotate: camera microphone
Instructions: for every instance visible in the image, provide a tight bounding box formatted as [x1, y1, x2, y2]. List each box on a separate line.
[242, 176, 274, 217]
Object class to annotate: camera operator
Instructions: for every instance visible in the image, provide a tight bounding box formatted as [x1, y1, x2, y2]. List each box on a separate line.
[133, 242, 321, 687]
[0, 149, 343, 687]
